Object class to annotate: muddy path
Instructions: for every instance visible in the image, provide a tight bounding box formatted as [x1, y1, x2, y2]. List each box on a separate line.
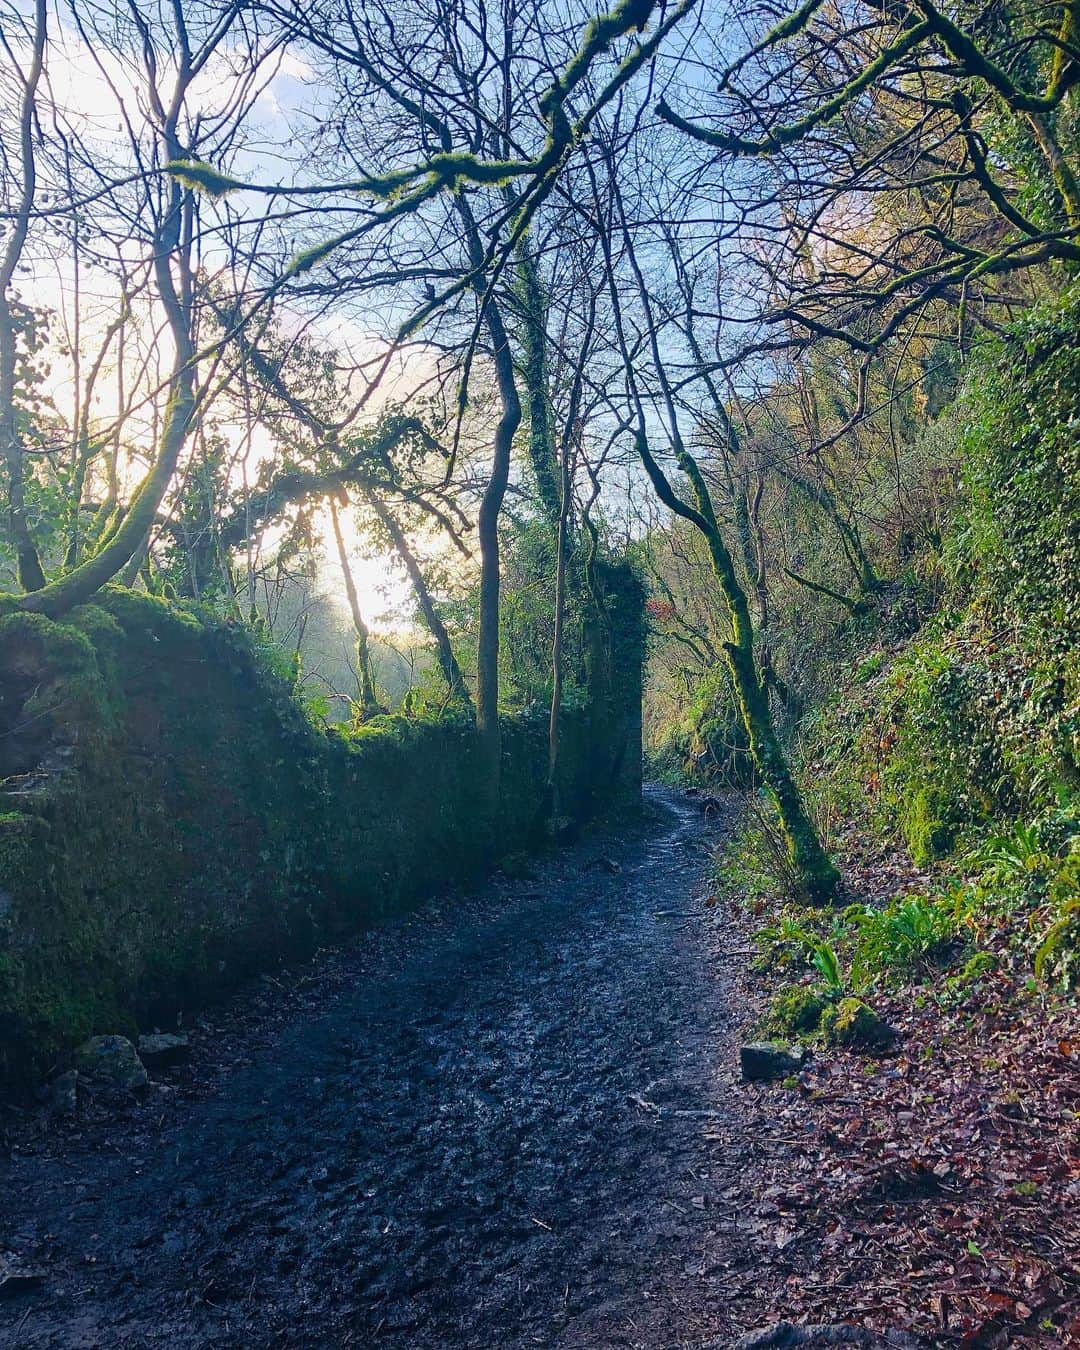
[1, 787, 773, 1349]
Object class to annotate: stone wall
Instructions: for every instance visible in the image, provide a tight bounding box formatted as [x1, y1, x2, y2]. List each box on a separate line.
[0, 581, 642, 1096]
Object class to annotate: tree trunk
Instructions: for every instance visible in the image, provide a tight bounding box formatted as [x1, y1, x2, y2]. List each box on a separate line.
[547, 441, 572, 809]
[513, 241, 562, 526]
[475, 311, 521, 790]
[456, 200, 522, 801]
[367, 494, 471, 708]
[330, 497, 381, 718]
[608, 190, 838, 899]
[0, 0, 48, 593]
[678, 448, 840, 901]
[17, 47, 198, 619]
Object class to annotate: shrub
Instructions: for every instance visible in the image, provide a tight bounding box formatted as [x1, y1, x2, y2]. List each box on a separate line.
[852, 895, 958, 982]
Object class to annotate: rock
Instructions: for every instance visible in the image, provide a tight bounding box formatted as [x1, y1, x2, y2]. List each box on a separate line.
[138, 1032, 191, 1068]
[732, 1321, 921, 1348]
[0, 1256, 45, 1300]
[49, 1070, 78, 1118]
[820, 998, 898, 1051]
[72, 1035, 148, 1091]
[740, 1041, 808, 1081]
[766, 986, 826, 1037]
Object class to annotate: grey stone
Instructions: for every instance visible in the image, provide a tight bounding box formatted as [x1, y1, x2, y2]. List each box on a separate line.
[138, 1032, 191, 1068]
[73, 1035, 148, 1091]
[49, 1070, 78, 1118]
[739, 1041, 807, 1082]
[0, 1268, 45, 1299]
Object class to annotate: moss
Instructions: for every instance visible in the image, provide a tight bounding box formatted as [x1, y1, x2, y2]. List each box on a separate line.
[820, 997, 897, 1050]
[0, 585, 642, 1097]
[902, 785, 958, 865]
[765, 984, 827, 1037]
[959, 950, 998, 982]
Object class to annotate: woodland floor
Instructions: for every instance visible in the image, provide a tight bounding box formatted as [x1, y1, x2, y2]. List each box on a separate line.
[0, 787, 1075, 1349]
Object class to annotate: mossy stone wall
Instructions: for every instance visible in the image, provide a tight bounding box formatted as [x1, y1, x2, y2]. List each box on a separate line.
[0, 584, 642, 1096]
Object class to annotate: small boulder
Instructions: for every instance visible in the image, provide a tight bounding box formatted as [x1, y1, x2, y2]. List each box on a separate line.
[138, 1032, 191, 1068]
[820, 998, 897, 1051]
[740, 1041, 808, 1081]
[73, 1035, 148, 1091]
[0, 1262, 45, 1300]
[49, 1070, 79, 1118]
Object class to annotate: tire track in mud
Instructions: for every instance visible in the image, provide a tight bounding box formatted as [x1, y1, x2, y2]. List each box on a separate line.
[2, 786, 759, 1349]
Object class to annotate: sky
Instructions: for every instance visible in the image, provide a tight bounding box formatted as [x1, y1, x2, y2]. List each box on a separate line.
[10, 7, 423, 628]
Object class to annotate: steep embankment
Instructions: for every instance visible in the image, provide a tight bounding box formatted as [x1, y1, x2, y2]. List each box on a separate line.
[0, 584, 641, 1096]
[698, 292, 1080, 1343]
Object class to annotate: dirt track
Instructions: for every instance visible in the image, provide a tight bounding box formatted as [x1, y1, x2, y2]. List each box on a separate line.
[1, 787, 772, 1349]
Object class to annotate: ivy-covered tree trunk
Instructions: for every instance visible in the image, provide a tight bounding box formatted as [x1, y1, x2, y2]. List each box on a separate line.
[457, 199, 522, 802]
[475, 309, 521, 792]
[607, 187, 838, 901]
[513, 240, 562, 525]
[547, 435, 572, 809]
[676, 446, 840, 901]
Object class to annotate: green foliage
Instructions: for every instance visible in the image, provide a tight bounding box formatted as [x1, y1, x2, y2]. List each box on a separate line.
[852, 896, 958, 981]
[652, 664, 752, 787]
[1033, 852, 1080, 992]
[810, 941, 845, 995]
[957, 950, 998, 983]
[753, 912, 820, 972]
[795, 288, 1080, 904]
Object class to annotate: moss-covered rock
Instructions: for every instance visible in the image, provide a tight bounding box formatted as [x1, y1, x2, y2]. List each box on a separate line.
[765, 985, 826, 1038]
[740, 1041, 809, 1081]
[73, 1035, 148, 1091]
[958, 951, 998, 982]
[820, 997, 897, 1051]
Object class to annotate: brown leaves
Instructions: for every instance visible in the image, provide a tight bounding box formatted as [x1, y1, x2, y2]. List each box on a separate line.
[712, 844, 1079, 1346]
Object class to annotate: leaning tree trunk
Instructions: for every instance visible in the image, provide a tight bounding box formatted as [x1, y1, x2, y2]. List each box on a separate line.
[17, 63, 198, 620]
[330, 497, 382, 719]
[677, 448, 840, 901]
[367, 494, 471, 708]
[608, 185, 838, 900]
[0, 0, 48, 594]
